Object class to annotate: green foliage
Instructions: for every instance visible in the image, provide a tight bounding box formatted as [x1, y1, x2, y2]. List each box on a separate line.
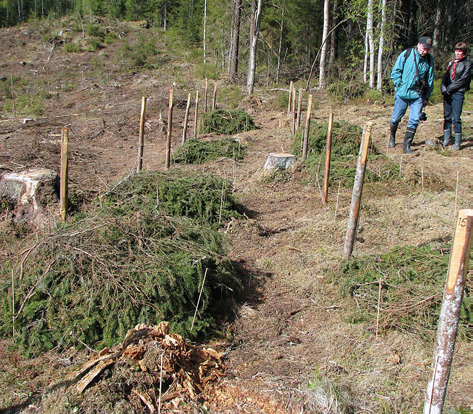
[116, 32, 165, 70]
[292, 120, 365, 157]
[1, 76, 50, 117]
[173, 138, 246, 165]
[86, 23, 105, 39]
[327, 80, 367, 102]
[194, 62, 221, 80]
[334, 244, 471, 339]
[86, 36, 104, 51]
[0, 170, 243, 356]
[291, 120, 401, 187]
[102, 170, 243, 225]
[216, 86, 244, 110]
[63, 42, 83, 53]
[199, 109, 255, 135]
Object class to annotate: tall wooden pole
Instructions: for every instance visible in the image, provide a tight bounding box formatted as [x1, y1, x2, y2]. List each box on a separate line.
[296, 88, 303, 129]
[59, 126, 69, 222]
[287, 81, 293, 117]
[203, 78, 208, 113]
[291, 86, 297, 135]
[302, 94, 313, 161]
[182, 92, 191, 145]
[212, 82, 217, 110]
[194, 90, 199, 139]
[323, 113, 334, 205]
[136, 96, 147, 173]
[165, 88, 174, 170]
[343, 122, 373, 259]
[423, 209, 473, 414]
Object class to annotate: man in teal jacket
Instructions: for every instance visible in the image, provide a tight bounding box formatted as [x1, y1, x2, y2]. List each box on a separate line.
[389, 36, 434, 153]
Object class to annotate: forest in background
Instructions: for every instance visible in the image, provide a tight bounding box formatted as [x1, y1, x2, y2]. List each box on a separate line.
[0, 0, 472, 92]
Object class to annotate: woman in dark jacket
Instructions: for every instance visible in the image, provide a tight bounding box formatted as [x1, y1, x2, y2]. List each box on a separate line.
[441, 41, 471, 150]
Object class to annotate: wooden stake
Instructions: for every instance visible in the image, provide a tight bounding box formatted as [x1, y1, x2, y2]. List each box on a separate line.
[302, 94, 313, 161]
[343, 122, 373, 260]
[212, 82, 217, 110]
[296, 89, 303, 129]
[182, 92, 191, 145]
[194, 90, 199, 139]
[291, 85, 297, 135]
[287, 81, 293, 116]
[165, 88, 174, 170]
[423, 209, 473, 414]
[454, 171, 459, 218]
[204, 78, 208, 113]
[59, 126, 69, 222]
[323, 113, 334, 205]
[136, 96, 147, 173]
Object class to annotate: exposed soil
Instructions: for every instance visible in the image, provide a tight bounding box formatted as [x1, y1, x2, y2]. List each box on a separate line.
[1, 19, 472, 414]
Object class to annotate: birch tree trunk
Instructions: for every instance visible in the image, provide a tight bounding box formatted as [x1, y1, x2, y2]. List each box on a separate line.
[367, 0, 375, 88]
[329, 0, 338, 65]
[163, 1, 167, 30]
[203, 0, 207, 63]
[376, 0, 387, 91]
[230, 0, 242, 82]
[276, 6, 284, 84]
[318, 0, 330, 89]
[432, 0, 442, 49]
[363, 31, 368, 84]
[247, 0, 263, 95]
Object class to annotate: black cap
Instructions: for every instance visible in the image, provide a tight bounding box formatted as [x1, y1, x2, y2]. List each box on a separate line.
[418, 36, 433, 49]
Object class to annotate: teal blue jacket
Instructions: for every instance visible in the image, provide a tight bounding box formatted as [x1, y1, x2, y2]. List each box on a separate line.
[391, 47, 434, 100]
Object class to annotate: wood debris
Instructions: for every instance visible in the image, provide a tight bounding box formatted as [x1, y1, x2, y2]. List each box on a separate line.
[72, 322, 225, 411]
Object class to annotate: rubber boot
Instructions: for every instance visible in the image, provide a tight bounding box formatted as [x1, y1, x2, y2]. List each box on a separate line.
[389, 124, 397, 148]
[452, 133, 462, 150]
[442, 129, 452, 147]
[403, 128, 416, 154]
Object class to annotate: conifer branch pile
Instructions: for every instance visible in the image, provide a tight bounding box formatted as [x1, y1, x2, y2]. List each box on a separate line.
[0, 170, 243, 355]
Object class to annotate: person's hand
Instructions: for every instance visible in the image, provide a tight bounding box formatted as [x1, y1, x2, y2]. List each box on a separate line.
[441, 84, 447, 95]
[423, 98, 429, 105]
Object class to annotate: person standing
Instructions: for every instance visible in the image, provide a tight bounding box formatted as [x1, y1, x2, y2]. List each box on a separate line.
[389, 36, 435, 153]
[441, 42, 471, 150]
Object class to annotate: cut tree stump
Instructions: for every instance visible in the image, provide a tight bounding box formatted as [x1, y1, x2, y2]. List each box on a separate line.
[0, 168, 59, 228]
[263, 153, 296, 170]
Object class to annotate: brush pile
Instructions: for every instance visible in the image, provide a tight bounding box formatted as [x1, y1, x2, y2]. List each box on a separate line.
[291, 120, 404, 187]
[199, 109, 255, 135]
[335, 242, 472, 339]
[0, 170, 243, 356]
[173, 137, 246, 164]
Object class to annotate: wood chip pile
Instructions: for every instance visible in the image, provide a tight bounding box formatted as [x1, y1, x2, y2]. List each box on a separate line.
[73, 322, 225, 412]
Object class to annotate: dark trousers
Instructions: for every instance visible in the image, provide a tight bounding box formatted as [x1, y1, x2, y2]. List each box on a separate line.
[443, 91, 465, 134]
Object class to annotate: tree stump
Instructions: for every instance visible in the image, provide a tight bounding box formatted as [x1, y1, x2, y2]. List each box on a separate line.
[0, 168, 59, 229]
[263, 153, 296, 170]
